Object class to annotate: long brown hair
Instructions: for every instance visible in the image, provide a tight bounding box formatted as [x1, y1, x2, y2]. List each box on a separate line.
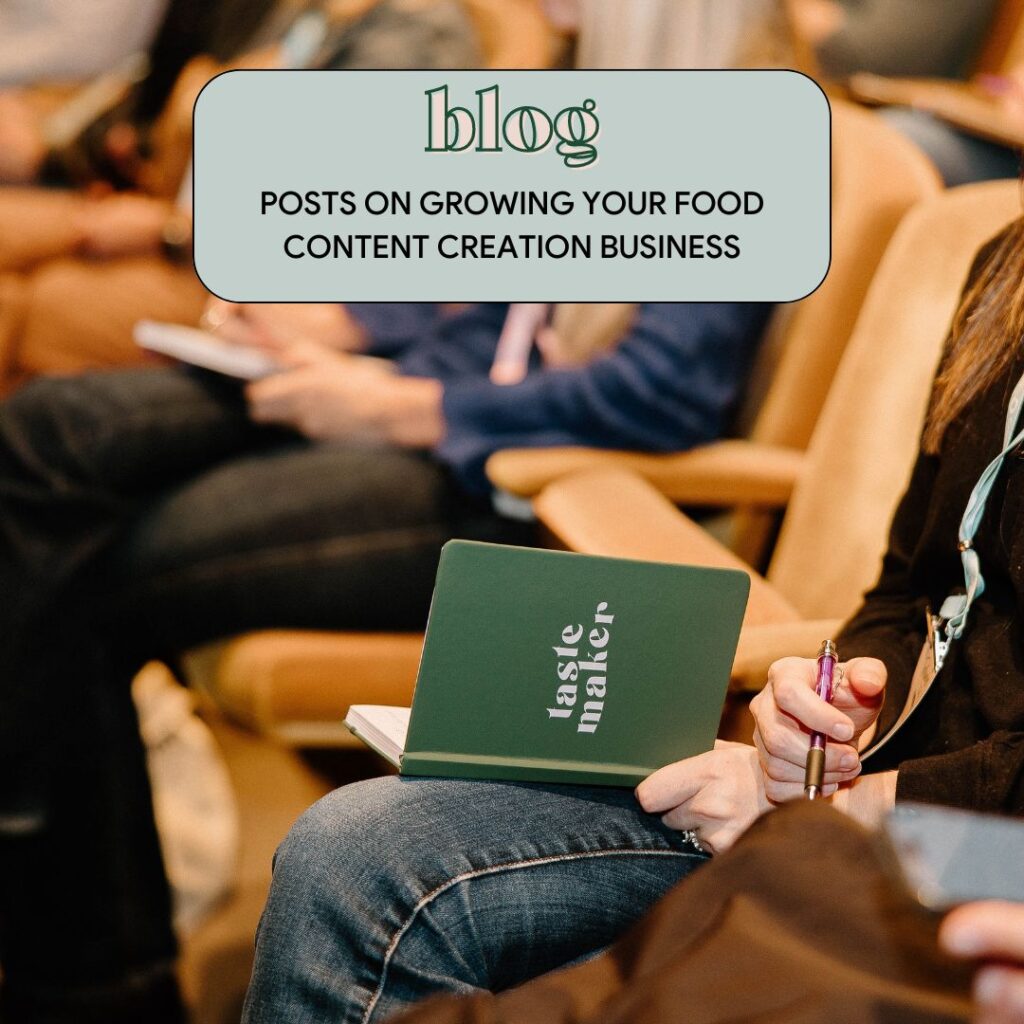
[923, 217, 1024, 453]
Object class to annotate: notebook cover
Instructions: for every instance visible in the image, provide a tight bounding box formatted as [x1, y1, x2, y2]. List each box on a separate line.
[400, 540, 749, 787]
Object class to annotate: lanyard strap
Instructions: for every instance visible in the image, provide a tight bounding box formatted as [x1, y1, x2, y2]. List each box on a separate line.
[944, 369, 1024, 640]
[490, 304, 551, 384]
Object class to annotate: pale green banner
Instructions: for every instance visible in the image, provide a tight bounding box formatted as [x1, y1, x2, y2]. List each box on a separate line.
[193, 70, 830, 302]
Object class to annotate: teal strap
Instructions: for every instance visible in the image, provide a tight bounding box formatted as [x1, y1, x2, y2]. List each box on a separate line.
[945, 370, 1024, 640]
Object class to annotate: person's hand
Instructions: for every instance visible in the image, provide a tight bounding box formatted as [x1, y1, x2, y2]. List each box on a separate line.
[74, 195, 174, 258]
[0, 92, 46, 184]
[246, 358, 444, 447]
[941, 902, 1024, 1023]
[750, 656, 886, 804]
[788, 0, 846, 46]
[635, 740, 771, 855]
[202, 300, 368, 361]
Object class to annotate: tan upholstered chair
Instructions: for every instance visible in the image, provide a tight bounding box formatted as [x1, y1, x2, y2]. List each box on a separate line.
[485, 101, 941, 564]
[188, 102, 941, 745]
[532, 181, 1021, 689]
[198, 178, 1013, 723]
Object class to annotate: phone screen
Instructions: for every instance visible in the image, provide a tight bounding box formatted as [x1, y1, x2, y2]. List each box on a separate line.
[882, 803, 1024, 909]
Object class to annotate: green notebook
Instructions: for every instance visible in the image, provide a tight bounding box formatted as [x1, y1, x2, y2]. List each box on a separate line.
[345, 540, 749, 787]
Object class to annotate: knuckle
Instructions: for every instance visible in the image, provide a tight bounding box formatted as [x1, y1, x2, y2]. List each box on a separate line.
[769, 656, 805, 678]
[760, 722, 783, 755]
[772, 677, 798, 706]
[661, 809, 684, 831]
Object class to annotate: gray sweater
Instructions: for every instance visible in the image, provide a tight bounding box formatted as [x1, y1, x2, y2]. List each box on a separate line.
[818, 0, 1001, 79]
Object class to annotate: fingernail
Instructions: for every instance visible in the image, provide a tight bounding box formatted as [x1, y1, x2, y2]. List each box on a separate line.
[976, 967, 1006, 1005]
[943, 926, 980, 956]
[833, 723, 854, 741]
[840, 754, 858, 770]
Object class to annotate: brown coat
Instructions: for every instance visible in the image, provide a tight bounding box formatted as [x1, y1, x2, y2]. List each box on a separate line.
[395, 803, 974, 1024]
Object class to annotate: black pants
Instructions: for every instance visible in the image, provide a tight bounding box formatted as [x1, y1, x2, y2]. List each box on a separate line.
[0, 368, 533, 1021]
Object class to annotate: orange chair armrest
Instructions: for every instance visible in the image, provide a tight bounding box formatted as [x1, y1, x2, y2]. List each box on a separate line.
[535, 469, 800, 630]
[187, 630, 423, 745]
[487, 440, 805, 505]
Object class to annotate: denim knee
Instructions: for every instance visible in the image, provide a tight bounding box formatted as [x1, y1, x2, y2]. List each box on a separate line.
[250, 777, 455, 1022]
[272, 776, 401, 884]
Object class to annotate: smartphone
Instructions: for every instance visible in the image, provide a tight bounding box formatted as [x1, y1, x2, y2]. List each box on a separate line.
[881, 803, 1024, 909]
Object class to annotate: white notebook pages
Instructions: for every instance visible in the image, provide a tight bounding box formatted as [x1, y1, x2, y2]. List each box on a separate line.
[134, 320, 281, 380]
[345, 705, 411, 767]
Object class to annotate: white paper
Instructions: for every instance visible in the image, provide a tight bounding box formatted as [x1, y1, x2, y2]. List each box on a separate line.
[344, 705, 411, 767]
[134, 320, 280, 380]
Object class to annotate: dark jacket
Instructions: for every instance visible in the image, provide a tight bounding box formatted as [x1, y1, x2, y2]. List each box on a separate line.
[841, 229, 1024, 813]
[394, 803, 974, 1024]
[350, 302, 772, 493]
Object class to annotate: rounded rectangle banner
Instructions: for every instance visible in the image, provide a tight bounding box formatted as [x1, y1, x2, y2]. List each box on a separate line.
[193, 70, 830, 302]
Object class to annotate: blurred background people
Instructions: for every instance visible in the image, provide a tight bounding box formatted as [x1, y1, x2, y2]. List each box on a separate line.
[802, 0, 999, 78]
[5, 1, 1022, 1022]
[793, 0, 1022, 185]
[0, 0, 169, 89]
[0, 0, 483, 395]
[0, 0, 794, 401]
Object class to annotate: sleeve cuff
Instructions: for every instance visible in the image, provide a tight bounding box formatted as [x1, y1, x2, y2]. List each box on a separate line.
[895, 744, 987, 811]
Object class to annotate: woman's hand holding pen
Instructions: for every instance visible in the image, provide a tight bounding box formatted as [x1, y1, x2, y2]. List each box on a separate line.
[749, 657, 886, 804]
[637, 657, 891, 854]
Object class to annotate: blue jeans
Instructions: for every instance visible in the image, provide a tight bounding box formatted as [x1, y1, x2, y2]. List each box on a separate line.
[242, 776, 708, 1023]
[880, 106, 1022, 187]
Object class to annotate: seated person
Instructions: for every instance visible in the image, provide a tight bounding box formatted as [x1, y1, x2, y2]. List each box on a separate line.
[0, 0, 483, 390]
[793, 0, 1020, 186]
[240, 219, 1024, 1023]
[281, 807, 1019, 1023]
[0, 0, 284, 188]
[0, 298, 771, 1024]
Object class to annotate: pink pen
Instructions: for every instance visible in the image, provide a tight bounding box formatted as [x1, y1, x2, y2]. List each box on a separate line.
[804, 640, 838, 800]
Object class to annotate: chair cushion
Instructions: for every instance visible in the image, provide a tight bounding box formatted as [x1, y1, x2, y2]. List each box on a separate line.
[186, 631, 424, 746]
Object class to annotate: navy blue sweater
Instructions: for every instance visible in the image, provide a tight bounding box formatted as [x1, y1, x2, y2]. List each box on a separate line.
[348, 302, 772, 494]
